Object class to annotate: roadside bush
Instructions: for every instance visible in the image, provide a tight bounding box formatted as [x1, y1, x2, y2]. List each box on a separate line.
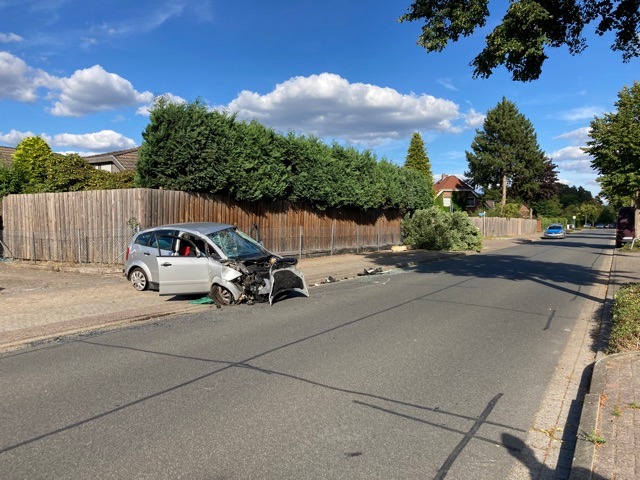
[608, 283, 640, 353]
[401, 207, 483, 252]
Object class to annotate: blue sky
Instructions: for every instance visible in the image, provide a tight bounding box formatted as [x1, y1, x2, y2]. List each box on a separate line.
[1, 0, 638, 196]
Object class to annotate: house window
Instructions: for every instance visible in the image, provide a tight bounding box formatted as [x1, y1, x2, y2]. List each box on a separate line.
[466, 197, 476, 207]
[442, 197, 451, 207]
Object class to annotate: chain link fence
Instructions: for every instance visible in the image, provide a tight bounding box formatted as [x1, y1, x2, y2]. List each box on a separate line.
[0, 224, 403, 266]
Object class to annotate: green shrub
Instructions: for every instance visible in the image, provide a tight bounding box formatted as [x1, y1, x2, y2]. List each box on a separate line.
[402, 207, 483, 252]
[540, 217, 568, 230]
[609, 283, 640, 353]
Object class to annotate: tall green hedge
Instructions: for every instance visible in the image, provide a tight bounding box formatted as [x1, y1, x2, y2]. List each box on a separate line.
[137, 98, 434, 212]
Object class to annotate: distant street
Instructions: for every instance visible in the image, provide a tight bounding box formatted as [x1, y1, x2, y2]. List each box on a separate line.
[0, 229, 614, 479]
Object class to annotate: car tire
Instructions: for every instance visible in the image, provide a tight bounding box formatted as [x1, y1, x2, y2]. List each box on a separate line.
[129, 267, 149, 291]
[210, 285, 236, 306]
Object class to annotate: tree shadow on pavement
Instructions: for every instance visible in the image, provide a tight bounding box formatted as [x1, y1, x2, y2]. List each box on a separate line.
[502, 433, 606, 480]
[407, 250, 609, 303]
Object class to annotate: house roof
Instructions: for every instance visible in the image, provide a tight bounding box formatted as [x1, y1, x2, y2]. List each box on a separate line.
[433, 175, 479, 197]
[84, 147, 140, 171]
[0, 146, 16, 168]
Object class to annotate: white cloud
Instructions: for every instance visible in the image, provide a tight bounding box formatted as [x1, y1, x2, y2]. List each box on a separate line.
[549, 146, 594, 173]
[558, 106, 603, 122]
[463, 108, 485, 128]
[0, 32, 23, 43]
[0, 51, 53, 102]
[0, 129, 43, 145]
[137, 93, 187, 116]
[222, 73, 471, 143]
[0, 52, 156, 116]
[50, 130, 136, 150]
[436, 78, 458, 91]
[555, 127, 591, 144]
[0, 128, 136, 152]
[48, 64, 154, 117]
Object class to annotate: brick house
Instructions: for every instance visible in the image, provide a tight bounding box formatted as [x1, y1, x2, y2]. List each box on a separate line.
[433, 174, 480, 213]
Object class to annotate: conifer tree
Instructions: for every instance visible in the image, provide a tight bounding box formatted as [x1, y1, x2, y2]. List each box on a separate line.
[404, 132, 434, 180]
[465, 97, 547, 208]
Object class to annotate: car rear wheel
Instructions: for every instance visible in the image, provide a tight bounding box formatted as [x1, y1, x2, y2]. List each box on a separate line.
[129, 267, 148, 291]
[210, 285, 236, 305]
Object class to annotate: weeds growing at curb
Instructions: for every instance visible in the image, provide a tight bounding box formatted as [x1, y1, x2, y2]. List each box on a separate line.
[629, 401, 640, 410]
[608, 283, 640, 353]
[582, 429, 607, 446]
[613, 405, 622, 417]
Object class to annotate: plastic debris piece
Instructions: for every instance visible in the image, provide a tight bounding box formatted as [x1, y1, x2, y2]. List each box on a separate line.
[189, 296, 217, 305]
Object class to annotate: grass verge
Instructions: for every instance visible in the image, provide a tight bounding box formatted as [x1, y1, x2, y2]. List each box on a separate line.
[608, 283, 640, 354]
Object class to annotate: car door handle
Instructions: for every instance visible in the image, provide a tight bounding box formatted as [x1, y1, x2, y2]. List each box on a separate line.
[143, 252, 151, 256]
[161, 262, 172, 267]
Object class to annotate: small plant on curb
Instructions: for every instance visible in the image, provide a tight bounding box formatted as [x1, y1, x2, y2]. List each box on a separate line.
[607, 283, 640, 354]
[629, 401, 640, 410]
[582, 429, 607, 446]
[613, 405, 622, 417]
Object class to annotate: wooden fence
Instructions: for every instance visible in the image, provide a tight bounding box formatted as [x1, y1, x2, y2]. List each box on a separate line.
[470, 216, 539, 237]
[0, 189, 403, 264]
[0, 189, 540, 265]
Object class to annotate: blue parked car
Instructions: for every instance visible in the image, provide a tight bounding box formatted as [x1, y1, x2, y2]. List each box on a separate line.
[543, 224, 566, 239]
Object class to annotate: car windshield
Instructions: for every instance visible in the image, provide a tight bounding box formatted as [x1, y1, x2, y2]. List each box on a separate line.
[207, 228, 269, 259]
[547, 225, 562, 230]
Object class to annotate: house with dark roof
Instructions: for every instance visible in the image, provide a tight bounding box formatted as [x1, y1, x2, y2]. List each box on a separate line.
[0, 145, 140, 173]
[433, 174, 480, 213]
[84, 147, 140, 172]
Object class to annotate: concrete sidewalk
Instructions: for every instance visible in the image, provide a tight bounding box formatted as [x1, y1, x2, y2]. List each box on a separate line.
[569, 248, 640, 480]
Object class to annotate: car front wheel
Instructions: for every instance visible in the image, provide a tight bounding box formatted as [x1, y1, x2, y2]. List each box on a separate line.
[210, 285, 236, 305]
[129, 267, 149, 291]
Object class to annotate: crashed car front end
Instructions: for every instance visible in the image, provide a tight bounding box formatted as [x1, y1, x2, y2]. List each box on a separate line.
[221, 255, 308, 305]
[208, 227, 308, 304]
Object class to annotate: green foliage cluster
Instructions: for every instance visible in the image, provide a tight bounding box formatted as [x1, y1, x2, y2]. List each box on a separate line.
[401, 207, 483, 252]
[588, 81, 640, 207]
[400, 1, 640, 82]
[609, 283, 640, 353]
[0, 137, 135, 195]
[465, 97, 555, 208]
[137, 98, 434, 211]
[540, 217, 568, 230]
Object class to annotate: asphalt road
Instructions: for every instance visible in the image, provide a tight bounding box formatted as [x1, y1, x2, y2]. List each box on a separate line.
[0, 230, 613, 479]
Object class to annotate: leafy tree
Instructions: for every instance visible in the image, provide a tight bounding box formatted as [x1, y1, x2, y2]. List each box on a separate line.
[400, 0, 640, 81]
[587, 81, 640, 207]
[44, 153, 95, 192]
[12, 136, 54, 193]
[532, 198, 563, 217]
[557, 183, 593, 208]
[402, 207, 482, 251]
[465, 97, 547, 209]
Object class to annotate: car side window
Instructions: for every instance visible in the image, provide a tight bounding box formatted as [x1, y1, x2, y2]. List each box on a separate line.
[134, 232, 152, 246]
[150, 229, 178, 250]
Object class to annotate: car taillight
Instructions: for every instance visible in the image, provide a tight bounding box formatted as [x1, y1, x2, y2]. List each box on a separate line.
[125, 246, 130, 260]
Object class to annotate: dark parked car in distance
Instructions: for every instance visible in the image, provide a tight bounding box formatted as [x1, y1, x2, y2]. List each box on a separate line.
[616, 207, 636, 248]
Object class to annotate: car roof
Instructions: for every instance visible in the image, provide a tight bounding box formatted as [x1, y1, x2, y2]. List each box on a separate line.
[547, 224, 563, 228]
[141, 222, 234, 235]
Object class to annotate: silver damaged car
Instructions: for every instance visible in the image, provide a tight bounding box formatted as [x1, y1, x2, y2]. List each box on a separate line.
[124, 222, 308, 305]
